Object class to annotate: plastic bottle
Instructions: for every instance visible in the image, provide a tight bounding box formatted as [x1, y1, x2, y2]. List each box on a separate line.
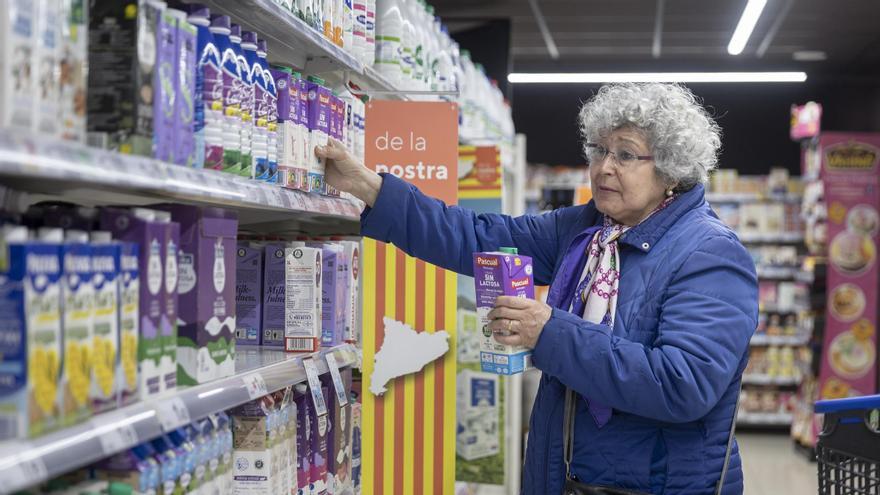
[35, 0, 61, 136]
[399, 0, 416, 89]
[209, 15, 243, 174]
[230, 24, 254, 178]
[258, 39, 279, 184]
[322, 0, 334, 42]
[365, 0, 376, 65]
[342, 0, 353, 51]
[374, 0, 403, 86]
[409, 0, 424, 93]
[185, 4, 224, 170]
[241, 31, 268, 181]
[352, 0, 367, 63]
[432, 17, 451, 97]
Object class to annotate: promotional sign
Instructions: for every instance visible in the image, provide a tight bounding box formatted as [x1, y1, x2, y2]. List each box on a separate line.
[362, 101, 459, 495]
[790, 102, 822, 141]
[817, 133, 880, 407]
[455, 146, 507, 487]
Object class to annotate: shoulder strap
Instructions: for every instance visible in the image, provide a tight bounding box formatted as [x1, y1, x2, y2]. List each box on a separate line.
[562, 385, 741, 495]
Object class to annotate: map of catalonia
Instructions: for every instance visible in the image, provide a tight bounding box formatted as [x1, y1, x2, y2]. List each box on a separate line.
[370, 317, 451, 396]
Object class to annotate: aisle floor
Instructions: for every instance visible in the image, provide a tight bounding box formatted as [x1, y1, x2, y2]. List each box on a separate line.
[738, 433, 817, 494]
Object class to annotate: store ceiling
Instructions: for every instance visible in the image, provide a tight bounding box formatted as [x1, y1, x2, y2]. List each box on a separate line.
[433, 0, 880, 76]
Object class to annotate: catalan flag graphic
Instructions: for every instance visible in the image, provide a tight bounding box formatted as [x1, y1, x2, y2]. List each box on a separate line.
[361, 239, 458, 495]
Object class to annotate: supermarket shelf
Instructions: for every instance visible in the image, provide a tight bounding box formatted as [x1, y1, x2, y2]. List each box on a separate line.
[201, 0, 361, 73]
[349, 67, 410, 100]
[795, 270, 816, 283]
[736, 412, 794, 426]
[739, 232, 806, 243]
[760, 303, 810, 314]
[750, 334, 811, 346]
[756, 266, 802, 279]
[0, 344, 357, 494]
[742, 374, 803, 386]
[0, 132, 363, 235]
[707, 192, 802, 203]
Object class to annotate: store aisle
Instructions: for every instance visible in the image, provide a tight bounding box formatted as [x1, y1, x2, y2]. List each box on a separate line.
[738, 433, 817, 494]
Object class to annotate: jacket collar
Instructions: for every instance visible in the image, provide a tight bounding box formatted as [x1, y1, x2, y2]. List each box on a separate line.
[588, 184, 707, 253]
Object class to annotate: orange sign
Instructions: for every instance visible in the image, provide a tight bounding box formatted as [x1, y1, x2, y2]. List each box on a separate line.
[365, 100, 460, 204]
[362, 100, 460, 495]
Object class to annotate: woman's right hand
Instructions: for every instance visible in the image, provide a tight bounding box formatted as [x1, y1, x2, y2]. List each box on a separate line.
[316, 138, 383, 207]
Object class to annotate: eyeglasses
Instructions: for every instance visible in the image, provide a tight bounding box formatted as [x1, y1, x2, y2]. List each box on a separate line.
[585, 143, 654, 167]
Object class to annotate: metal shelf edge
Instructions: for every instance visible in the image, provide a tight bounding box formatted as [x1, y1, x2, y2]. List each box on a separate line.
[0, 344, 357, 494]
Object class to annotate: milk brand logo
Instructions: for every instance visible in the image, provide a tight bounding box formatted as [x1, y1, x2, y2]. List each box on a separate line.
[319, 94, 330, 105]
[65, 255, 90, 273]
[93, 256, 116, 273]
[825, 142, 879, 171]
[476, 256, 499, 267]
[121, 255, 138, 272]
[27, 254, 60, 274]
[511, 278, 530, 289]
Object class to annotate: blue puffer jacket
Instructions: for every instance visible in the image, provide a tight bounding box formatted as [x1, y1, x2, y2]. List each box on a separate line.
[361, 174, 758, 495]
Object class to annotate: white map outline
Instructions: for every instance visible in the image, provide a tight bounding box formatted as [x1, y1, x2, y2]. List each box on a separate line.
[370, 317, 450, 396]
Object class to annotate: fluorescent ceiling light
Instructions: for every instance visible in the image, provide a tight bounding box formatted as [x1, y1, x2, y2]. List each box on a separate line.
[728, 0, 768, 55]
[507, 72, 808, 83]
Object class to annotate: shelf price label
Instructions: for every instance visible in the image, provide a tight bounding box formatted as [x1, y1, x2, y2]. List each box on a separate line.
[91, 411, 140, 455]
[325, 353, 349, 406]
[303, 358, 328, 416]
[0, 441, 49, 494]
[157, 397, 192, 432]
[243, 372, 269, 400]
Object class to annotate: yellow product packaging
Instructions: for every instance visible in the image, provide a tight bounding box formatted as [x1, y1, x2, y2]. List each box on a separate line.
[118, 241, 140, 406]
[60, 232, 96, 425]
[0, 227, 63, 439]
[90, 233, 120, 413]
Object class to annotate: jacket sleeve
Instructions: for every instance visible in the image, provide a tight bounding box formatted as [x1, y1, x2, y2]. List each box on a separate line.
[360, 173, 565, 284]
[531, 234, 758, 423]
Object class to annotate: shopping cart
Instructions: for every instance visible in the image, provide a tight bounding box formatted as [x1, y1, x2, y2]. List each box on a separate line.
[815, 395, 880, 494]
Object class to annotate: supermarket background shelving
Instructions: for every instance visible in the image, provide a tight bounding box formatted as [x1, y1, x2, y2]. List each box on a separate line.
[0, 345, 358, 494]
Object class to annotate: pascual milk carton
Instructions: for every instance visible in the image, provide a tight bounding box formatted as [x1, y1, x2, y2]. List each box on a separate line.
[473, 248, 534, 375]
[456, 369, 500, 460]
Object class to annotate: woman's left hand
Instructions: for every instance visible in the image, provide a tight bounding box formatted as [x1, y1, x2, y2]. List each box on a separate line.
[487, 296, 553, 349]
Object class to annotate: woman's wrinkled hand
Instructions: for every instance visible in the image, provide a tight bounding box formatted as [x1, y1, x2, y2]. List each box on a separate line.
[486, 296, 553, 349]
[315, 138, 382, 207]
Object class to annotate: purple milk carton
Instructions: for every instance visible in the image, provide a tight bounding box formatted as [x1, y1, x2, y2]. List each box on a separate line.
[261, 243, 287, 347]
[272, 67, 298, 190]
[119, 242, 140, 406]
[171, 9, 197, 167]
[297, 76, 310, 190]
[294, 385, 311, 495]
[235, 242, 262, 346]
[154, 10, 177, 163]
[155, 212, 179, 392]
[306, 77, 330, 194]
[473, 248, 534, 375]
[155, 206, 238, 385]
[320, 368, 352, 488]
[101, 208, 165, 398]
[309, 385, 330, 495]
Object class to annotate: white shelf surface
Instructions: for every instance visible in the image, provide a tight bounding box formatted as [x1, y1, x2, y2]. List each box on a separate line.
[742, 374, 802, 386]
[738, 232, 806, 244]
[0, 132, 364, 234]
[0, 344, 357, 494]
[750, 334, 811, 346]
[736, 412, 794, 426]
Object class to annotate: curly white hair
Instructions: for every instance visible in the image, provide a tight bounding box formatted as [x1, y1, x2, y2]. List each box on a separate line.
[578, 83, 722, 191]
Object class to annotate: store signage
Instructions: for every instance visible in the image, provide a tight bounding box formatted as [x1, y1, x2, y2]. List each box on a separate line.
[790, 102, 822, 141]
[362, 100, 460, 495]
[458, 145, 502, 199]
[817, 133, 880, 412]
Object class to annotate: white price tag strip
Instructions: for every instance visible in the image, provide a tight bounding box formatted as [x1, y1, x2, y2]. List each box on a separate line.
[325, 353, 349, 407]
[157, 397, 192, 432]
[91, 411, 141, 456]
[0, 441, 49, 493]
[243, 372, 268, 400]
[303, 358, 328, 416]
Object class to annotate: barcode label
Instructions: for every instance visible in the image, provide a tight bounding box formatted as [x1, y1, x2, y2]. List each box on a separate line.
[286, 337, 318, 352]
[0, 441, 48, 493]
[156, 397, 192, 432]
[303, 358, 328, 416]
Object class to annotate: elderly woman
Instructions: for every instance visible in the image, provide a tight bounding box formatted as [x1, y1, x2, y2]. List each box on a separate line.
[317, 83, 757, 495]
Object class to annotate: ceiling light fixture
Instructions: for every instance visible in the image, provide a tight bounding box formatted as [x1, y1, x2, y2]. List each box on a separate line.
[507, 72, 808, 83]
[728, 0, 768, 55]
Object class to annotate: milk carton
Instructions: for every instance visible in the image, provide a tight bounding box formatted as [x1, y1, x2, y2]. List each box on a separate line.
[208, 14, 243, 173]
[0, 227, 63, 439]
[262, 243, 287, 348]
[87, 0, 164, 156]
[284, 245, 322, 353]
[0, 0, 37, 130]
[157, 205, 237, 385]
[171, 9, 197, 167]
[60, 230, 95, 426]
[338, 240, 360, 344]
[59, 0, 88, 142]
[153, 10, 177, 163]
[312, 243, 345, 347]
[257, 40, 279, 185]
[272, 67, 298, 189]
[231, 396, 277, 495]
[34, 0, 62, 136]
[321, 368, 352, 491]
[455, 369, 500, 460]
[230, 24, 254, 178]
[294, 385, 312, 495]
[155, 211, 179, 393]
[101, 208, 165, 399]
[118, 242, 140, 406]
[185, 4, 223, 170]
[236, 242, 263, 346]
[309, 385, 330, 495]
[473, 248, 534, 375]
[297, 76, 310, 190]
[350, 398, 361, 494]
[307, 76, 330, 194]
[89, 232, 120, 414]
